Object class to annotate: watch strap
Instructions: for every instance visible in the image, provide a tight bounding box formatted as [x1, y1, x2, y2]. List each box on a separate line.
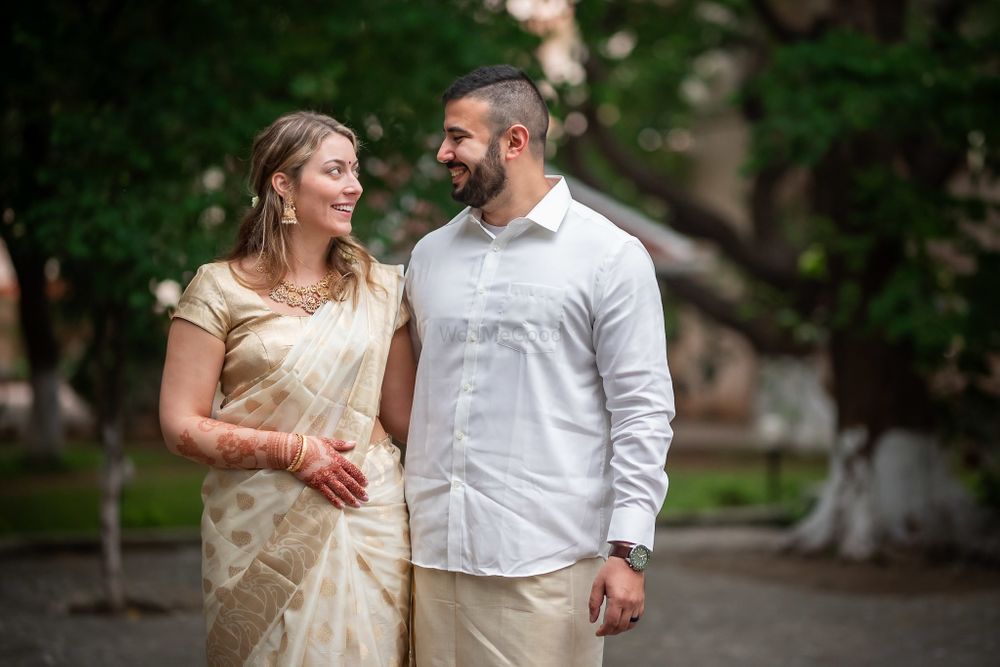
[609, 544, 633, 561]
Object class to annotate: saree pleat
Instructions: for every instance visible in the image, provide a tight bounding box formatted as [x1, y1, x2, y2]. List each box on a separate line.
[199, 265, 410, 666]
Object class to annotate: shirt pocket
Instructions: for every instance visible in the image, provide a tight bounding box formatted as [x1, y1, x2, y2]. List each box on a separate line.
[496, 282, 566, 354]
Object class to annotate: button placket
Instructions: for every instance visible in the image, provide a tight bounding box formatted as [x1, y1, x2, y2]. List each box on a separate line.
[447, 233, 506, 568]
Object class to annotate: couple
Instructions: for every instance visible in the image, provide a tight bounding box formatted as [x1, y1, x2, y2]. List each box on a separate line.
[160, 65, 674, 666]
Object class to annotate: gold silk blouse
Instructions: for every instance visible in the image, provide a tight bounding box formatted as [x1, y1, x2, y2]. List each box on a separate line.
[172, 261, 408, 405]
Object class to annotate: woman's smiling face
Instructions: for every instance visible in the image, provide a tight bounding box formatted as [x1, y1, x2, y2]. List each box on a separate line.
[291, 132, 363, 238]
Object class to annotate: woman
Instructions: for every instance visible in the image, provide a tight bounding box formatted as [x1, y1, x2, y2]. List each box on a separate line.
[160, 111, 415, 666]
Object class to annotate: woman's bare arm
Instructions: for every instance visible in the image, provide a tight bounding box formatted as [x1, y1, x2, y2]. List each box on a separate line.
[379, 325, 416, 443]
[159, 318, 367, 507]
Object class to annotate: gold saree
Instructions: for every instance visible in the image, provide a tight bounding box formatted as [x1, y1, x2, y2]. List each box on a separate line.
[183, 263, 410, 666]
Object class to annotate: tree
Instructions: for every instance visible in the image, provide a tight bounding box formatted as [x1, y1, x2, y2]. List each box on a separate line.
[2, 0, 536, 611]
[558, 0, 999, 558]
[1, 8, 67, 462]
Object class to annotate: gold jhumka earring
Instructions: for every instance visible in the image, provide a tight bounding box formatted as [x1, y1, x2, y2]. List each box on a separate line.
[281, 198, 298, 225]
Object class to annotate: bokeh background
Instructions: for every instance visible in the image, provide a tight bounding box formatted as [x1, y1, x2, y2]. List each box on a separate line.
[1, 1, 998, 665]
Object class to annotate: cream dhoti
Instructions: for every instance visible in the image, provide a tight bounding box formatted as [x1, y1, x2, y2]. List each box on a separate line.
[412, 559, 604, 667]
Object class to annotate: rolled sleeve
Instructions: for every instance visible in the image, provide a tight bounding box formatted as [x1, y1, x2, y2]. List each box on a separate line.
[593, 239, 674, 550]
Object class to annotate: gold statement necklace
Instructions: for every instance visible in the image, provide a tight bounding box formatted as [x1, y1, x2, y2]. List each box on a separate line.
[268, 271, 339, 314]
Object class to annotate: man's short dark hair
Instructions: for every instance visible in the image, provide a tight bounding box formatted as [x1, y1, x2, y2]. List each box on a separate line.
[442, 65, 549, 155]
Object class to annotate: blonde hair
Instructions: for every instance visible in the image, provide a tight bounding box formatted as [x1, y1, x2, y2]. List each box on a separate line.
[227, 111, 375, 303]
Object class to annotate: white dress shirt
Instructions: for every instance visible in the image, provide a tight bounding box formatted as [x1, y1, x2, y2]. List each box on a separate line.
[404, 176, 674, 577]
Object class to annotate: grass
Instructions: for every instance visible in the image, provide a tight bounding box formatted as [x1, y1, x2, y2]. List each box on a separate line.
[0, 442, 205, 535]
[0, 442, 830, 536]
[660, 454, 828, 521]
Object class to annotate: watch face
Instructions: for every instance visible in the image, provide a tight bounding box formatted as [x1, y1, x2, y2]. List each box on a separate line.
[628, 544, 651, 571]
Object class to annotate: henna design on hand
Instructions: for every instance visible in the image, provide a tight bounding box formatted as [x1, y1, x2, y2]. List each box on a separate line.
[177, 429, 217, 466]
[264, 431, 297, 470]
[197, 418, 239, 433]
[216, 431, 261, 466]
[292, 437, 368, 508]
[175, 421, 316, 473]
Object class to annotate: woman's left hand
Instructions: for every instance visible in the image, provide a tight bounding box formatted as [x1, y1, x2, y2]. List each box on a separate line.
[292, 436, 368, 508]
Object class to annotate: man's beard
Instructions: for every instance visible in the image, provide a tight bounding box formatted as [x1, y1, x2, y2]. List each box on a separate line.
[451, 137, 507, 208]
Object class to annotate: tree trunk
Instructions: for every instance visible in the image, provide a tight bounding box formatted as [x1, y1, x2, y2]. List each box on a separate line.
[789, 334, 981, 559]
[96, 308, 127, 613]
[29, 366, 63, 460]
[1, 100, 64, 462]
[100, 414, 126, 612]
[8, 250, 63, 462]
[791, 427, 980, 559]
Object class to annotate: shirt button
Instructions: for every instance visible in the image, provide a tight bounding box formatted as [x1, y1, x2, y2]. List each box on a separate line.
[456, 431, 464, 440]
[491, 245, 500, 252]
[477, 286, 485, 295]
[463, 383, 472, 392]
[468, 332, 477, 342]
[452, 480, 462, 489]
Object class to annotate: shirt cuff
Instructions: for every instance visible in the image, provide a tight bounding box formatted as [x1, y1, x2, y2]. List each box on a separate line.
[607, 506, 658, 550]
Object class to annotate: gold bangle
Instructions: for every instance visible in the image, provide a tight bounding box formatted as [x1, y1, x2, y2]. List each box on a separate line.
[286, 433, 307, 472]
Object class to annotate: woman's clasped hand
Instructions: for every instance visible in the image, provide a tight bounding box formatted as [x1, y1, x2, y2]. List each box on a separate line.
[291, 436, 368, 508]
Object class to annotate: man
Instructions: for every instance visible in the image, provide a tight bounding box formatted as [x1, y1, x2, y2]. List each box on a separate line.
[404, 64, 674, 666]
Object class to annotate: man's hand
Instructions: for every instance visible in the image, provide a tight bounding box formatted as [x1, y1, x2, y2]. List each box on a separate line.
[589, 556, 645, 637]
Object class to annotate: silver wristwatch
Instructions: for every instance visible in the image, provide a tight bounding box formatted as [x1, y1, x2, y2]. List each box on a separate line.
[609, 543, 651, 572]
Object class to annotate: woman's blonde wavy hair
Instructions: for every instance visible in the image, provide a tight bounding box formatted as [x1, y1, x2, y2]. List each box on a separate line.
[227, 111, 375, 304]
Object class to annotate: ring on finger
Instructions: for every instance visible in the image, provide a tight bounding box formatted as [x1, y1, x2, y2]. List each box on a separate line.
[629, 616, 640, 623]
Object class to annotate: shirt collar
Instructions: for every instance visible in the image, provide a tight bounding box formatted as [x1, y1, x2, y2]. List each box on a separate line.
[462, 175, 570, 233]
[524, 176, 570, 232]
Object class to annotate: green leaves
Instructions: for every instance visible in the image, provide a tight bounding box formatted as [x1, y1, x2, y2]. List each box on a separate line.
[562, 1, 999, 435]
[748, 27, 999, 170]
[2, 0, 537, 408]
[751, 32, 911, 166]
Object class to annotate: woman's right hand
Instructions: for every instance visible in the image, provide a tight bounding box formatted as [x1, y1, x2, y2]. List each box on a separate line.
[292, 436, 368, 508]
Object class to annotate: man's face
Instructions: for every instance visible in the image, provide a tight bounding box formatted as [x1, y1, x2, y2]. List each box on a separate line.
[437, 97, 508, 208]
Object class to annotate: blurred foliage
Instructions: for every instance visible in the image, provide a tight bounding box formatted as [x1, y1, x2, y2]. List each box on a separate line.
[749, 25, 1000, 363]
[558, 0, 1000, 451]
[2, 0, 998, 467]
[1, 0, 537, 416]
[749, 29, 996, 169]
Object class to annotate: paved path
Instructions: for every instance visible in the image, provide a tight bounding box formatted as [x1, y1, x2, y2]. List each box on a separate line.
[1, 527, 998, 666]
